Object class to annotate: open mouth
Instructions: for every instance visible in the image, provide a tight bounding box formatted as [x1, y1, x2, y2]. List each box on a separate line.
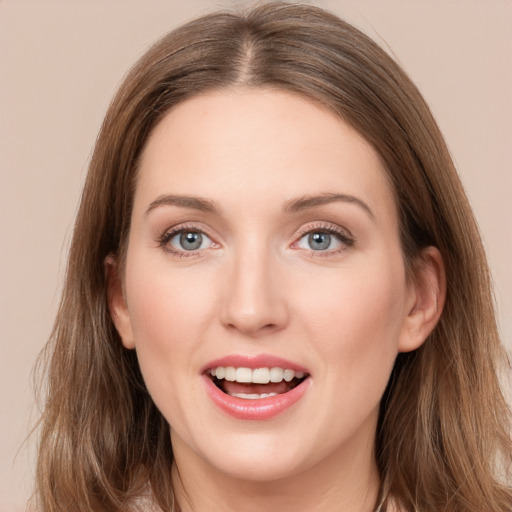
[207, 366, 309, 400]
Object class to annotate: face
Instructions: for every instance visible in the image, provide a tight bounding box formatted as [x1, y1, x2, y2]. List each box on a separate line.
[110, 89, 431, 483]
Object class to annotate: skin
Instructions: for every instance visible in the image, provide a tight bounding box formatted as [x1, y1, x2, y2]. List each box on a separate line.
[108, 89, 445, 512]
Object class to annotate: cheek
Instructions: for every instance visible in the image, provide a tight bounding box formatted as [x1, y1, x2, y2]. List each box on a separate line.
[123, 256, 216, 397]
[299, 259, 407, 378]
[126, 257, 214, 345]
[123, 263, 217, 431]
[297, 262, 407, 441]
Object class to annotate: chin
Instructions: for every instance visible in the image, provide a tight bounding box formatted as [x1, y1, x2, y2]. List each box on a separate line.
[201, 429, 319, 482]
[210, 453, 306, 483]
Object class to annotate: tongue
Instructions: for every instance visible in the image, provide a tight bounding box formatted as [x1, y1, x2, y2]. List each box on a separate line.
[221, 380, 290, 396]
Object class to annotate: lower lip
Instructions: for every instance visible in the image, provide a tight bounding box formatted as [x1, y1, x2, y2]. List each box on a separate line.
[203, 375, 310, 420]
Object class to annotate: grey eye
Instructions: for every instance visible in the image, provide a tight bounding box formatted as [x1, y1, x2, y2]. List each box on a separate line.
[168, 230, 212, 252]
[308, 232, 331, 250]
[179, 232, 203, 250]
[296, 230, 344, 252]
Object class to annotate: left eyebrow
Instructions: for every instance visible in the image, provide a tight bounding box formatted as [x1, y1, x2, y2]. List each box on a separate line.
[283, 193, 375, 221]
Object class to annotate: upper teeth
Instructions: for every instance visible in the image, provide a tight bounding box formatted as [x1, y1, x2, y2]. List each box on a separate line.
[209, 367, 305, 384]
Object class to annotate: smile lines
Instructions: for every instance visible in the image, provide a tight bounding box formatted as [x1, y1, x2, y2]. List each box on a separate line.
[209, 367, 306, 384]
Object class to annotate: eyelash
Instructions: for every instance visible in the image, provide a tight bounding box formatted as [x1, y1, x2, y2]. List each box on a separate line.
[158, 223, 215, 258]
[158, 222, 354, 258]
[293, 223, 355, 256]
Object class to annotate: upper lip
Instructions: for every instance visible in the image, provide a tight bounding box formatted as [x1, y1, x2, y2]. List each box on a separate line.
[201, 354, 310, 374]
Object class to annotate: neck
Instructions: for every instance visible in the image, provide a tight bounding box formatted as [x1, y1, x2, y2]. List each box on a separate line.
[171, 432, 381, 512]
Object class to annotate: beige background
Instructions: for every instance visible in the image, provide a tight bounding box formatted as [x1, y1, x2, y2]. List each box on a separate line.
[1, 0, 511, 509]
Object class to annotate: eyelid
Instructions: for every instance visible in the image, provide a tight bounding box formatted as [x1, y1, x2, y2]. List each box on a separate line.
[157, 221, 354, 257]
[158, 222, 219, 256]
[291, 222, 355, 253]
[294, 221, 354, 241]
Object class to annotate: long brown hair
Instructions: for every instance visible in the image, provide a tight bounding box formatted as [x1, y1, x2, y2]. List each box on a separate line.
[35, 3, 511, 511]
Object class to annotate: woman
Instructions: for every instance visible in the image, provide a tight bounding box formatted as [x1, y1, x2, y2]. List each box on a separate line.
[35, 3, 511, 511]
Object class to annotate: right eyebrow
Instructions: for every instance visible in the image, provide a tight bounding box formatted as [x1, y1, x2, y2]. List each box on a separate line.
[145, 194, 217, 215]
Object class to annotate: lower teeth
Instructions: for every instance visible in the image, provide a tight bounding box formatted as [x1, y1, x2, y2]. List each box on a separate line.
[230, 392, 278, 400]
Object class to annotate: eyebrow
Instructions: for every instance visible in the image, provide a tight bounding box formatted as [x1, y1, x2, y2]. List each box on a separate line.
[145, 192, 375, 220]
[145, 194, 217, 215]
[283, 193, 375, 220]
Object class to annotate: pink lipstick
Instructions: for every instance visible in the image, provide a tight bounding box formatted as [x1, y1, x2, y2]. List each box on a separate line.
[202, 354, 310, 420]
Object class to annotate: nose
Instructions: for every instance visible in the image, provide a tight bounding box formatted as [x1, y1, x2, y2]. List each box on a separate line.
[219, 245, 289, 337]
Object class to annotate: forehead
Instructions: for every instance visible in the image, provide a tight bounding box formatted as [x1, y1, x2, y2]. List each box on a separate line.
[135, 88, 396, 221]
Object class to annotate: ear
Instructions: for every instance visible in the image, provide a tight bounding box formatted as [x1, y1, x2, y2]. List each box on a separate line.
[105, 254, 136, 349]
[398, 246, 446, 353]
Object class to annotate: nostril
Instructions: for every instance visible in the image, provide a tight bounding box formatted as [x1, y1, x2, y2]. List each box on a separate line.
[224, 320, 282, 336]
